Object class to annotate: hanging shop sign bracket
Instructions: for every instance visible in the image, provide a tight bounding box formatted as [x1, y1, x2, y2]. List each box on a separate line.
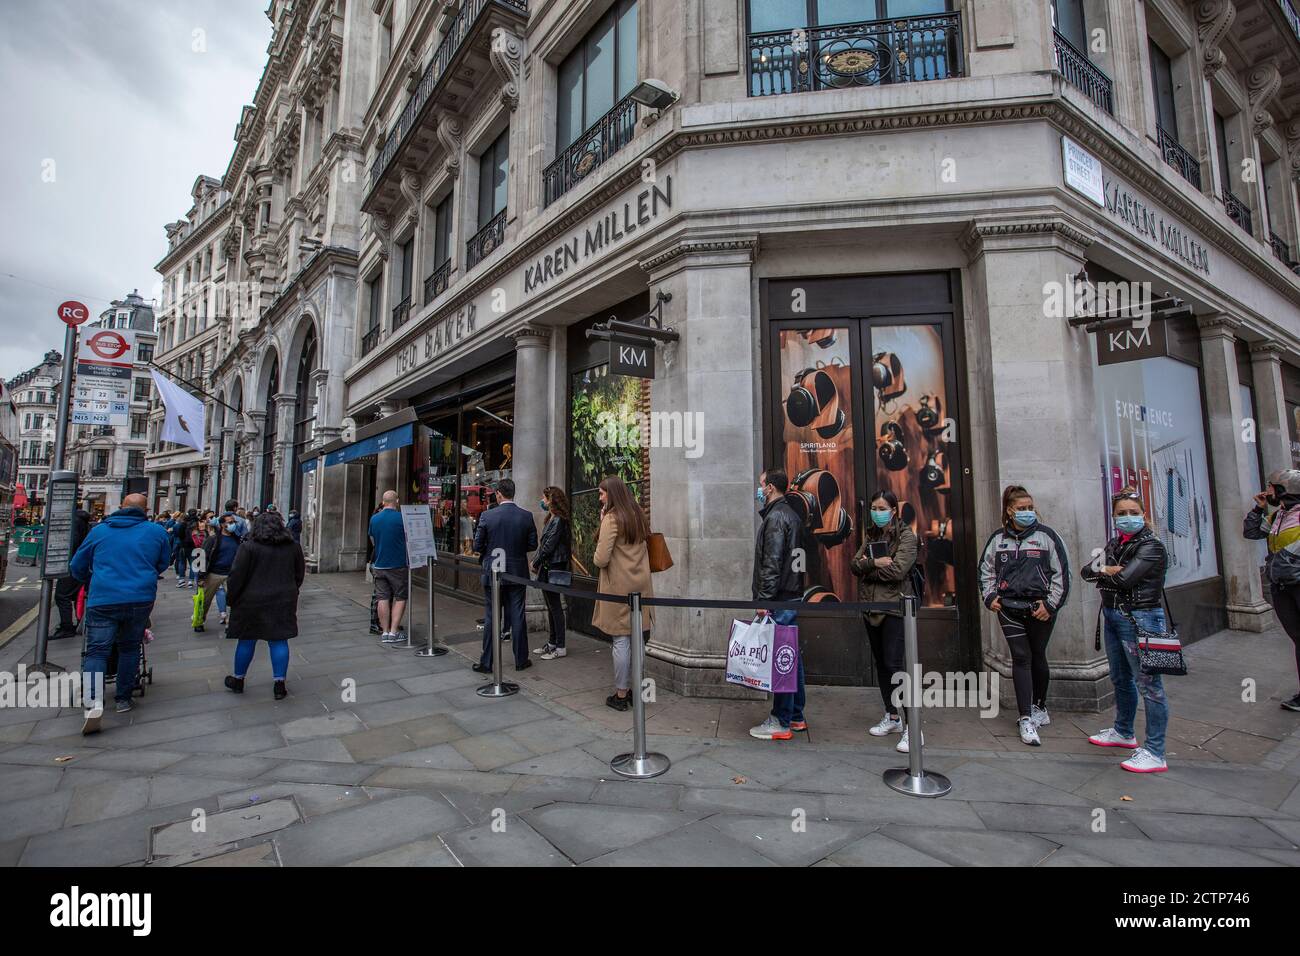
[1064, 270, 1193, 334]
[585, 291, 678, 379]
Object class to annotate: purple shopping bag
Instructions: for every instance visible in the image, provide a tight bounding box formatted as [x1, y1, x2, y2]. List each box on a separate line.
[770, 623, 799, 694]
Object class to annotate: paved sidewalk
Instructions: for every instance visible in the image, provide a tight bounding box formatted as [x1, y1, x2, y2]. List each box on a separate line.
[0, 570, 1297, 867]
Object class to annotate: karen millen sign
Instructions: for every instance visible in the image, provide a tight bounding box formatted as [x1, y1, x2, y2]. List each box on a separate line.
[1103, 177, 1210, 275]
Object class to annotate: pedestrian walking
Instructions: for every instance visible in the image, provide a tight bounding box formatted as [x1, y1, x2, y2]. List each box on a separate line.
[532, 485, 572, 660]
[68, 493, 172, 733]
[1082, 486, 1172, 772]
[51, 502, 91, 641]
[186, 519, 205, 589]
[222, 510, 305, 700]
[195, 515, 241, 632]
[850, 489, 920, 751]
[1244, 469, 1300, 712]
[472, 478, 537, 673]
[748, 468, 805, 739]
[978, 484, 1070, 746]
[369, 490, 410, 645]
[171, 511, 189, 585]
[287, 509, 303, 544]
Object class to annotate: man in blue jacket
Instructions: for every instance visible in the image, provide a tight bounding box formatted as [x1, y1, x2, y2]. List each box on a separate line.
[69, 493, 172, 734]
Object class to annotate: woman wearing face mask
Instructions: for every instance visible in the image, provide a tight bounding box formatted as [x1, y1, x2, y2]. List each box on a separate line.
[1081, 487, 1171, 772]
[850, 490, 919, 751]
[978, 485, 1071, 746]
[532, 486, 572, 661]
[1245, 469, 1300, 712]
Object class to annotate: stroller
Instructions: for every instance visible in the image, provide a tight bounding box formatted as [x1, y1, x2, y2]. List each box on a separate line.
[103, 610, 155, 698]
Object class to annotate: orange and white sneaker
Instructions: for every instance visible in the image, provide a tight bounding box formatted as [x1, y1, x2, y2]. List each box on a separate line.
[1120, 748, 1168, 773]
[789, 719, 808, 732]
[749, 716, 793, 740]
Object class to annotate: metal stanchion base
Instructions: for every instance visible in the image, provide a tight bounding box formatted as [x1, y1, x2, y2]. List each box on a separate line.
[30, 661, 67, 675]
[610, 752, 671, 779]
[414, 645, 449, 657]
[883, 768, 952, 798]
[476, 681, 519, 698]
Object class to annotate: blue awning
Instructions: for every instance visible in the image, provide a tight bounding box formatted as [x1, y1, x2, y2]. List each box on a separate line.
[314, 422, 414, 469]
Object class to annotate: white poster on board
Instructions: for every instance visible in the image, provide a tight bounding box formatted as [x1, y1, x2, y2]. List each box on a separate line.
[400, 504, 438, 564]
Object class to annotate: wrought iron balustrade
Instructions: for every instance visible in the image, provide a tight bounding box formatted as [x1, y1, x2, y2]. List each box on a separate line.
[424, 259, 452, 303]
[1222, 186, 1252, 235]
[1052, 30, 1114, 115]
[1157, 124, 1202, 190]
[466, 209, 506, 270]
[392, 296, 412, 331]
[1271, 231, 1294, 266]
[544, 94, 638, 207]
[360, 325, 381, 358]
[747, 11, 963, 97]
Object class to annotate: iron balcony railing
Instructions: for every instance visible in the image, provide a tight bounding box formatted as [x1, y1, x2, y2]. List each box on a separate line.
[360, 324, 381, 358]
[368, 0, 528, 193]
[544, 93, 638, 207]
[1271, 231, 1294, 266]
[392, 295, 412, 331]
[1282, 0, 1300, 45]
[424, 259, 452, 303]
[1223, 186, 1252, 235]
[747, 11, 963, 97]
[467, 208, 506, 270]
[1157, 124, 1202, 190]
[18, 457, 49, 467]
[1052, 29, 1114, 115]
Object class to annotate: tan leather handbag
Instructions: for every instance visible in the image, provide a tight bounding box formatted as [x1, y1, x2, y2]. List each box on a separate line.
[647, 532, 673, 573]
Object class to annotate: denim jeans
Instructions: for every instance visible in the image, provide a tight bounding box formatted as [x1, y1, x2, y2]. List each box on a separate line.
[770, 608, 805, 727]
[1102, 606, 1169, 758]
[82, 601, 153, 706]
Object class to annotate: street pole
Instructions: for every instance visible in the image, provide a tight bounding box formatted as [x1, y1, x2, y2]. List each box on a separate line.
[415, 554, 447, 657]
[33, 321, 80, 673]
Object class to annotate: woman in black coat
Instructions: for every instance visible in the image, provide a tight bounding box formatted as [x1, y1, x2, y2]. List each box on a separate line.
[223, 511, 305, 700]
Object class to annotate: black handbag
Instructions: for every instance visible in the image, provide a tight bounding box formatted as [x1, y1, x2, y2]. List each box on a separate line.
[546, 569, 573, 588]
[1122, 592, 1187, 677]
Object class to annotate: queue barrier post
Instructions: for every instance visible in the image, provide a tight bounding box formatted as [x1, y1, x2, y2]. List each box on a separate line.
[415, 555, 448, 657]
[476, 568, 518, 698]
[882, 594, 951, 798]
[611, 591, 670, 779]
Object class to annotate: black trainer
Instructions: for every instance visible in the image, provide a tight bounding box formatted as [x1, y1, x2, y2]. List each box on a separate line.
[605, 693, 630, 712]
[1282, 694, 1300, 712]
[273, 680, 287, 700]
[224, 675, 245, 694]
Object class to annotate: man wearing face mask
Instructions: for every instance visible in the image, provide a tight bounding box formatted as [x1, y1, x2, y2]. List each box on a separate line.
[978, 484, 1071, 746]
[1245, 469, 1300, 712]
[749, 468, 809, 741]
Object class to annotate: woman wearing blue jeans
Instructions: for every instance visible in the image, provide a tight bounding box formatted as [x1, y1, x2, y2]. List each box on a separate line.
[222, 511, 304, 700]
[1081, 487, 1171, 773]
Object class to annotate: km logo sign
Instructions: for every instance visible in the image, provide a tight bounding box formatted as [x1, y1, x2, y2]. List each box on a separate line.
[609, 337, 655, 379]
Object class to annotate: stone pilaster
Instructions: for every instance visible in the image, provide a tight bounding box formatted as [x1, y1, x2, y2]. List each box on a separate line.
[375, 400, 403, 502]
[510, 326, 551, 533]
[1249, 341, 1291, 480]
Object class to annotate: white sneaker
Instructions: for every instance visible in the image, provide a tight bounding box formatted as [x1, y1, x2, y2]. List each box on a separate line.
[749, 715, 793, 740]
[1030, 703, 1050, 728]
[1088, 727, 1138, 749]
[81, 707, 103, 736]
[896, 728, 922, 753]
[1120, 747, 1168, 773]
[869, 713, 903, 736]
[535, 642, 556, 656]
[1018, 716, 1041, 746]
[540, 646, 567, 660]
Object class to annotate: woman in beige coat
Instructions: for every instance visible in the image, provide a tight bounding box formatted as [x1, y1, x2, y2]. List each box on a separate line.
[592, 476, 654, 711]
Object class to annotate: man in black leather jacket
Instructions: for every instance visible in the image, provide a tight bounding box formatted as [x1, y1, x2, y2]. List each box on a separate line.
[1081, 525, 1168, 609]
[750, 468, 808, 740]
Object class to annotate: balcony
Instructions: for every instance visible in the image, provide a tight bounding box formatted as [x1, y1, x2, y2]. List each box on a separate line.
[466, 209, 506, 270]
[1223, 187, 1252, 236]
[1271, 231, 1296, 268]
[747, 11, 963, 97]
[392, 295, 412, 331]
[1053, 30, 1114, 116]
[544, 93, 638, 207]
[360, 325, 381, 358]
[424, 259, 452, 303]
[1156, 124, 1202, 190]
[18, 457, 50, 467]
[364, 0, 529, 212]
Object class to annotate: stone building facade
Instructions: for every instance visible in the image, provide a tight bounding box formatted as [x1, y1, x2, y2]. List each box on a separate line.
[6, 351, 62, 521]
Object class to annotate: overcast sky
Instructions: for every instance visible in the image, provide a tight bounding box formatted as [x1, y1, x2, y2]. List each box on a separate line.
[0, 0, 270, 381]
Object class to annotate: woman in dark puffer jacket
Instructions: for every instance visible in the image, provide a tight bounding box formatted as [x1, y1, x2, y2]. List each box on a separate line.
[223, 511, 305, 700]
[1081, 486, 1170, 774]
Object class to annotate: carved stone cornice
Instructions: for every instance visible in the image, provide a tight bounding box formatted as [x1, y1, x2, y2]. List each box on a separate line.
[510, 325, 551, 348]
[639, 237, 760, 274]
[1194, 0, 1236, 79]
[1249, 340, 1287, 359]
[489, 28, 522, 112]
[958, 218, 1095, 260]
[1196, 313, 1243, 339]
[1246, 62, 1281, 135]
[436, 115, 463, 180]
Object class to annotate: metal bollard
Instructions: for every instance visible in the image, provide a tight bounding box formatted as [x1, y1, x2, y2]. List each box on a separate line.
[883, 594, 952, 798]
[415, 555, 448, 657]
[611, 592, 670, 779]
[401, 566, 413, 647]
[476, 569, 518, 698]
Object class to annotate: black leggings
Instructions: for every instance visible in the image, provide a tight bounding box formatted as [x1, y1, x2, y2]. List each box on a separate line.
[999, 610, 1055, 718]
[543, 587, 566, 648]
[865, 614, 906, 718]
[1269, 584, 1300, 685]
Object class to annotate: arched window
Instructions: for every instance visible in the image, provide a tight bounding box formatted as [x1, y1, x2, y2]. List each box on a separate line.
[291, 328, 318, 512]
[260, 359, 279, 508]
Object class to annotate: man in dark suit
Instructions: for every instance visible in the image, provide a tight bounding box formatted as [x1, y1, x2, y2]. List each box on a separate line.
[472, 478, 536, 672]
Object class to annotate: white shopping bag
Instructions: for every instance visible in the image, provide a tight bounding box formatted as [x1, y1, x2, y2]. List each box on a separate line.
[725, 616, 777, 692]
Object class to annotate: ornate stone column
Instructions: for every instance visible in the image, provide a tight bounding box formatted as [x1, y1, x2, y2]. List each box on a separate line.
[1249, 341, 1291, 481]
[272, 391, 297, 512]
[510, 326, 551, 531]
[1199, 316, 1272, 630]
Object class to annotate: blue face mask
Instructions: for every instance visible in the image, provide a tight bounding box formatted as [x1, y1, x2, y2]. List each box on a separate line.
[1012, 510, 1037, 528]
[870, 509, 892, 528]
[539, 500, 549, 512]
[1114, 515, 1144, 534]
[756, 486, 767, 506]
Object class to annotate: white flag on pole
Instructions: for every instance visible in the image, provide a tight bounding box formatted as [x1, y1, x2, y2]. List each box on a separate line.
[149, 369, 206, 453]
